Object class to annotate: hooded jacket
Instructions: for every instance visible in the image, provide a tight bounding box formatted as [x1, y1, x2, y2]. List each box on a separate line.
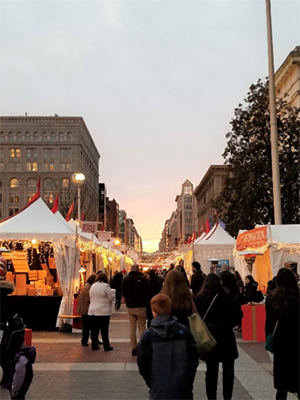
[11, 346, 36, 395]
[137, 315, 199, 400]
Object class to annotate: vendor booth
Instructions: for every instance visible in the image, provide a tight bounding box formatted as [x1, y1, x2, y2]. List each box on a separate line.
[234, 224, 300, 291]
[193, 224, 235, 274]
[0, 197, 78, 330]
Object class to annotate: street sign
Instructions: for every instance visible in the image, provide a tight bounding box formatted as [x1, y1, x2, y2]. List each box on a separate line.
[81, 222, 98, 234]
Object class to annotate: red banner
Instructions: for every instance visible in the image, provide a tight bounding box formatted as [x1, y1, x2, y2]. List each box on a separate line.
[236, 226, 267, 251]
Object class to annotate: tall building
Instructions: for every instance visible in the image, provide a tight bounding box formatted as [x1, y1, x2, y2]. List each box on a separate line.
[98, 183, 107, 229]
[105, 197, 119, 237]
[0, 116, 100, 221]
[119, 209, 126, 244]
[193, 165, 228, 232]
[175, 179, 195, 243]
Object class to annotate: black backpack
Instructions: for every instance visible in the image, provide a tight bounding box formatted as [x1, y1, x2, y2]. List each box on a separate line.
[0, 312, 25, 353]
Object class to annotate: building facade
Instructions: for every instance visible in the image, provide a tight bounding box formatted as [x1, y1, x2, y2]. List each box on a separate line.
[119, 209, 126, 244]
[105, 197, 120, 238]
[98, 183, 107, 229]
[175, 179, 195, 243]
[0, 116, 100, 221]
[193, 165, 228, 232]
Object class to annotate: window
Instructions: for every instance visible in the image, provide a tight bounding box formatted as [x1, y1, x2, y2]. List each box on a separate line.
[44, 163, 54, 171]
[0, 163, 3, 172]
[26, 162, 38, 171]
[0, 148, 3, 158]
[44, 178, 54, 189]
[16, 132, 22, 142]
[44, 193, 54, 204]
[8, 132, 14, 141]
[27, 193, 35, 202]
[42, 132, 48, 142]
[60, 148, 71, 159]
[184, 185, 192, 195]
[10, 178, 19, 188]
[59, 132, 65, 142]
[10, 148, 21, 158]
[60, 162, 71, 171]
[0, 194, 2, 203]
[33, 132, 40, 142]
[27, 178, 36, 188]
[0, 132, 4, 141]
[67, 132, 73, 141]
[9, 195, 19, 204]
[62, 178, 69, 188]
[50, 132, 56, 142]
[9, 208, 19, 216]
[25, 132, 31, 142]
[43, 148, 54, 159]
[26, 148, 37, 158]
[9, 163, 21, 172]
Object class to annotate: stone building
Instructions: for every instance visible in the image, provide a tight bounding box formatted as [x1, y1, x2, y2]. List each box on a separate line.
[175, 179, 195, 243]
[0, 116, 100, 221]
[275, 46, 300, 108]
[106, 197, 120, 238]
[193, 165, 228, 232]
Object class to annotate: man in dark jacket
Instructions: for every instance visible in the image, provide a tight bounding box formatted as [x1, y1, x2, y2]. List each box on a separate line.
[137, 294, 199, 400]
[122, 264, 149, 355]
[190, 261, 206, 297]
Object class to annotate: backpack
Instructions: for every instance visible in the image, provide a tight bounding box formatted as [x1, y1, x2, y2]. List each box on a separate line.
[0, 312, 25, 353]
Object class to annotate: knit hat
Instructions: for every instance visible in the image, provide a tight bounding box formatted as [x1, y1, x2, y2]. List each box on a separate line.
[0, 256, 7, 280]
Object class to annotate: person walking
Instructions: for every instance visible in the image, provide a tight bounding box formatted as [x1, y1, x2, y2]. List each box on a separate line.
[190, 261, 206, 298]
[144, 269, 163, 328]
[160, 269, 193, 328]
[76, 274, 97, 346]
[195, 273, 239, 400]
[121, 264, 149, 356]
[88, 272, 114, 351]
[265, 268, 299, 400]
[111, 270, 123, 310]
[137, 294, 199, 400]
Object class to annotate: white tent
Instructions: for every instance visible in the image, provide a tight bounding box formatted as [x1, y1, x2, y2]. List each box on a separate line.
[0, 198, 79, 319]
[193, 224, 236, 274]
[234, 224, 300, 289]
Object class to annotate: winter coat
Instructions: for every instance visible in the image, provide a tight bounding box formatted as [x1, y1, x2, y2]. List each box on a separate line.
[265, 293, 299, 393]
[190, 270, 206, 297]
[195, 291, 239, 362]
[88, 282, 114, 316]
[111, 272, 123, 299]
[244, 282, 258, 303]
[137, 315, 199, 400]
[11, 346, 36, 397]
[76, 282, 92, 315]
[122, 271, 149, 308]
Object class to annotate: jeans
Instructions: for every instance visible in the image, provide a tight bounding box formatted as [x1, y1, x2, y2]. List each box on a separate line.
[205, 359, 235, 400]
[90, 315, 111, 350]
[127, 307, 146, 350]
[81, 314, 91, 344]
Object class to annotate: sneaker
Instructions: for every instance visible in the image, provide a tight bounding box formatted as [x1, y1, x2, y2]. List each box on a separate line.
[131, 349, 137, 356]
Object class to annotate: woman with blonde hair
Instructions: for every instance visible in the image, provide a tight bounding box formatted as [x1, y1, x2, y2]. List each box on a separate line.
[160, 269, 193, 328]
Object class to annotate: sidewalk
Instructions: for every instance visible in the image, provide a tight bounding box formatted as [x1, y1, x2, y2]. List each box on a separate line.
[0, 305, 297, 400]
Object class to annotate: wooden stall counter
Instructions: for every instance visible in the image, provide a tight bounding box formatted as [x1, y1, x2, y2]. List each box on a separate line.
[241, 304, 266, 342]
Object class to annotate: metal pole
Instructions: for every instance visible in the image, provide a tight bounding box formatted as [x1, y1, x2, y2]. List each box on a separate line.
[265, 0, 282, 224]
[77, 186, 81, 222]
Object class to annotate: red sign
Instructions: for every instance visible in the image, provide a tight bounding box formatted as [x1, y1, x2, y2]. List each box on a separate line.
[236, 226, 267, 251]
[81, 222, 98, 234]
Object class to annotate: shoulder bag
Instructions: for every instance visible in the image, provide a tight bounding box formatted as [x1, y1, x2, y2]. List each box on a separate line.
[265, 321, 278, 353]
[188, 294, 218, 356]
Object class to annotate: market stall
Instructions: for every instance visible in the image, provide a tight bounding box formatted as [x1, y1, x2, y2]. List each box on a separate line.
[0, 197, 77, 330]
[192, 224, 236, 274]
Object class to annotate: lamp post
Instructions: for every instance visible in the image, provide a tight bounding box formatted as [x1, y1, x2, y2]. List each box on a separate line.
[265, 0, 282, 224]
[72, 173, 86, 222]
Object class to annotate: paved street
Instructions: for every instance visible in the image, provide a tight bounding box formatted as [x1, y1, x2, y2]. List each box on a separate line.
[0, 306, 297, 400]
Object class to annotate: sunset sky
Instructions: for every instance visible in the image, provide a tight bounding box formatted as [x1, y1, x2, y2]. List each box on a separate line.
[1, 0, 299, 252]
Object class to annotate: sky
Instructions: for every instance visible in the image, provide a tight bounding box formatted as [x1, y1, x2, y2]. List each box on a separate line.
[0, 0, 299, 252]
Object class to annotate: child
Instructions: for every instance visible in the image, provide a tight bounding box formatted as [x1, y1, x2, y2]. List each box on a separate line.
[137, 294, 199, 400]
[10, 341, 36, 400]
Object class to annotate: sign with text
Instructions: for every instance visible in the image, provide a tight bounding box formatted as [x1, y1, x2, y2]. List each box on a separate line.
[81, 222, 98, 234]
[98, 231, 112, 242]
[236, 226, 267, 251]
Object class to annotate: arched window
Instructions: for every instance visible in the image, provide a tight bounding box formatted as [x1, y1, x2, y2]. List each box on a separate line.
[44, 178, 54, 190]
[10, 178, 20, 188]
[59, 132, 65, 142]
[67, 132, 73, 141]
[25, 132, 31, 142]
[42, 132, 48, 142]
[62, 178, 69, 188]
[27, 178, 36, 188]
[0, 132, 4, 141]
[33, 132, 39, 142]
[8, 132, 14, 141]
[50, 132, 56, 142]
[16, 132, 22, 142]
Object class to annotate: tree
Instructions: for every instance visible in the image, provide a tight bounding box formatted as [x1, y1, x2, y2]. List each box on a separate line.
[213, 79, 300, 237]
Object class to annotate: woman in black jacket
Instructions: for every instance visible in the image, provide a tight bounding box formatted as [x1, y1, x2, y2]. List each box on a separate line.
[244, 275, 258, 303]
[195, 273, 239, 400]
[265, 268, 299, 400]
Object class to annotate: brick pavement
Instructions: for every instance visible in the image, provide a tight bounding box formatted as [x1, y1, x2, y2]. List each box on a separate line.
[0, 306, 297, 400]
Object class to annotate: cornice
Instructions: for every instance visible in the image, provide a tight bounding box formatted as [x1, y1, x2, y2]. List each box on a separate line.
[193, 164, 228, 197]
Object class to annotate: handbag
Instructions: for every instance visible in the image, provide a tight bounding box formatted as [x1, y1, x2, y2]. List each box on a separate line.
[188, 294, 218, 356]
[265, 321, 278, 353]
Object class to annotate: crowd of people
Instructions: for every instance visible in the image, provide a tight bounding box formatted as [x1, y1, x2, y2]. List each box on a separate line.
[1, 255, 299, 400]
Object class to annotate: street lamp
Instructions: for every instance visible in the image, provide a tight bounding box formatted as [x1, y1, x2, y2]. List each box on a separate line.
[72, 173, 86, 221]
